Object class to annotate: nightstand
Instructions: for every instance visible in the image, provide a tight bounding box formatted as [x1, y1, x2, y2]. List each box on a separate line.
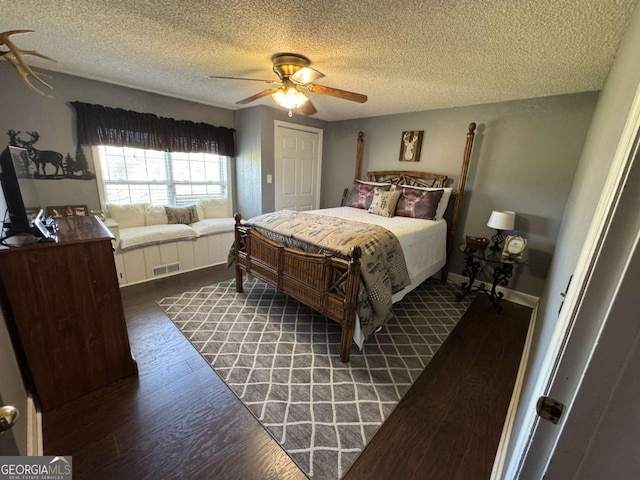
[455, 245, 526, 309]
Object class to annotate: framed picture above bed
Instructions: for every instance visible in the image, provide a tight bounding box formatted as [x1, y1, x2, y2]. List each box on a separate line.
[398, 130, 424, 162]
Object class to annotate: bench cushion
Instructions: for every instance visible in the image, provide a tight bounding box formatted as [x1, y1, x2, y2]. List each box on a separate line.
[119, 224, 197, 251]
[189, 218, 235, 236]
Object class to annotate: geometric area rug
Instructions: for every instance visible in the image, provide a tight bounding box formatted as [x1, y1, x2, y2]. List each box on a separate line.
[158, 277, 473, 479]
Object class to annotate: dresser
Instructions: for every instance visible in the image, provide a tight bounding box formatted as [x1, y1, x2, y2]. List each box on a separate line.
[0, 216, 137, 411]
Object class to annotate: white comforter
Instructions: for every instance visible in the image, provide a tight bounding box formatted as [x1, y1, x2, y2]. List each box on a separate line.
[309, 207, 447, 347]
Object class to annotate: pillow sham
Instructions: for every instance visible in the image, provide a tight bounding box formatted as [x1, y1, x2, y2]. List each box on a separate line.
[395, 187, 444, 220]
[344, 180, 392, 210]
[368, 189, 402, 217]
[164, 205, 200, 225]
[398, 185, 452, 220]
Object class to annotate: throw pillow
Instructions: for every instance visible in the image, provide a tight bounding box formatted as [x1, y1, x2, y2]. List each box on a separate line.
[398, 185, 453, 220]
[368, 189, 402, 217]
[144, 205, 169, 225]
[164, 205, 199, 224]
[395, 187, 444, 220]
[198, 198, 231, 218]
[107, 202, 148, 228]
[344, 180, 392, 210]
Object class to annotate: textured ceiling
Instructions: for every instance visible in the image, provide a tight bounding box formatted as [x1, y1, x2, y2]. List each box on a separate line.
[0, 0, 636, 121]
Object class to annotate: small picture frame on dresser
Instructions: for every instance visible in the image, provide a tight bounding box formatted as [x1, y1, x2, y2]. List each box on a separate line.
[47, 205, 89, 218]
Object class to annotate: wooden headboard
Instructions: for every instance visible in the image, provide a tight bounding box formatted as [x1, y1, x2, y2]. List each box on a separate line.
[342, 123, 477, 282]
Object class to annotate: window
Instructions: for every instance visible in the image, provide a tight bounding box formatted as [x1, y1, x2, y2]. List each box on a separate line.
[95, 145, 230, 206]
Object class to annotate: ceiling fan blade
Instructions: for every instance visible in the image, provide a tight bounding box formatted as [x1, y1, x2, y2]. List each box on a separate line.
[300, 99, 317, 116]
[236, 87, 280, 105]
[210, 75, 279, 84]
[306, 84, 367, 103]
[290, 67, 325, 85]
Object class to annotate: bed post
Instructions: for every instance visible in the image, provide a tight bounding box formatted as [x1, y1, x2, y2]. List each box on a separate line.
[354, 131, 364, 180]
[441, 122, 477, 283]
[340, 246, 361, 363]
[234, 212, 244, 293]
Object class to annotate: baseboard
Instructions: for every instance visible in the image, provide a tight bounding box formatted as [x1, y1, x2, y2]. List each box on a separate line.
[27, 393, 43, 456]
[448, 273, 539, 308]
[490, 302, 539, 480]
[119, 260, 228, 288]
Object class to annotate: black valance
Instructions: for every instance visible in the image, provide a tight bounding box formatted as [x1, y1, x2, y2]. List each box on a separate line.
[71, 101, 235, 157]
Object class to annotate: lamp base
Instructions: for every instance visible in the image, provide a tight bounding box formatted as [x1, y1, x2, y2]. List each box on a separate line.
[490, 230, 505, 251]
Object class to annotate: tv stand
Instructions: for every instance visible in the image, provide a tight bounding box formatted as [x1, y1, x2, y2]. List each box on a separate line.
[0, 215, 137, 411]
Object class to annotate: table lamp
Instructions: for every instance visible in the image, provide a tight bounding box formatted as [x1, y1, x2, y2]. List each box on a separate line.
[487, 210, 515, 251]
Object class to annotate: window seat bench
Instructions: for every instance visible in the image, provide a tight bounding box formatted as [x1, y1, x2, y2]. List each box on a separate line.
[104, 201, 235, 286]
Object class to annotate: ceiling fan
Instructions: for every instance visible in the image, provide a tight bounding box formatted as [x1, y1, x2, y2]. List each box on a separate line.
[211, 53, 367, 116]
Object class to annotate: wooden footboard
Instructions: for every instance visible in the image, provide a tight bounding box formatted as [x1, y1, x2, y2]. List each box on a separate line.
[234, 213, 362, 362]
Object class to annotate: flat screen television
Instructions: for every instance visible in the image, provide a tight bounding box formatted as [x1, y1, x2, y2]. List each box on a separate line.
[0, 145, 49, 242]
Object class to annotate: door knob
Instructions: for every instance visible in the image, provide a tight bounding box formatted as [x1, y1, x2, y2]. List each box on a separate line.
[0, 405, 19, 433]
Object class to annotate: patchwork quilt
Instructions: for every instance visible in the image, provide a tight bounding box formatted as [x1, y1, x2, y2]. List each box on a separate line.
[247, 210, 410, 337]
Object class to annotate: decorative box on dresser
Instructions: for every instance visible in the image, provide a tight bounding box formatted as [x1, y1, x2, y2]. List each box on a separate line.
[0, 215, 137, 411]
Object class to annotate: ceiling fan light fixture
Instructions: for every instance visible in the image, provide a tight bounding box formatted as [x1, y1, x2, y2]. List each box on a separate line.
[272, 85, 309, 110]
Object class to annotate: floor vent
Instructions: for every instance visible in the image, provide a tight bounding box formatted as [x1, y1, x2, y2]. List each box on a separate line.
[152, 262, 180, 276]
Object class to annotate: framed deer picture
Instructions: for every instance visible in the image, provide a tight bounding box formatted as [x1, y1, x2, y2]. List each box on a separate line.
[398, 130, 424, 162]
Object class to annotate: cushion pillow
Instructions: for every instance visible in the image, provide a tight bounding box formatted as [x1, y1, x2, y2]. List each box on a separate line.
[344, 180, 392, 210]
[118, 224, 197, 251]
[368, 189, 402, 217]
[107, 202, 148, 229]
[398, 185, 452, 220]
[395, 187, 444, 220]
[164, 205, 199, 224]
[144, 205, 169, 226]
[198, 198, 231, 218]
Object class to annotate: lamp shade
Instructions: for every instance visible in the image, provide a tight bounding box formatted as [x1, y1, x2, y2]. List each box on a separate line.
[272, 86, 309, 110]
[487, 210, 515, 231]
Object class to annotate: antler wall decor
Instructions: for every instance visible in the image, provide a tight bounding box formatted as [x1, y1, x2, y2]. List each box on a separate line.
[0, 30, 56, 96]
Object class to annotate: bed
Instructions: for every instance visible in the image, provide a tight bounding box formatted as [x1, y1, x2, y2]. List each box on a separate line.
[233, 122, 477, 362]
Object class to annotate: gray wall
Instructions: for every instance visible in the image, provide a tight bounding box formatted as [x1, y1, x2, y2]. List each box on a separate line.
[513, 1, 640, 477]
[234, 105, 326, 218]
[234, 106, 263, 219]
[0, 64, 234, 211]
[323, 93, 598, 296]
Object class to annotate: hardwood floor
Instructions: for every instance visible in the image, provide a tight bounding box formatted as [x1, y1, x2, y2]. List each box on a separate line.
[344, 294, 531, 480]
[42, 265, 531, 480]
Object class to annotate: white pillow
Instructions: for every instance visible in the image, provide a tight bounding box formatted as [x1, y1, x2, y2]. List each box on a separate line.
[198, 198, 231, 218]
[195, 202, 205, 221]
[106, 202, 148, 228]
[398, 185, 452, 220]
[144, 205, 168, 226]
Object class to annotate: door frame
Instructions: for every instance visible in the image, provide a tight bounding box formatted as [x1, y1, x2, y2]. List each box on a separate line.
[273, 120, 323, 211]
[505, 77, 640, 478]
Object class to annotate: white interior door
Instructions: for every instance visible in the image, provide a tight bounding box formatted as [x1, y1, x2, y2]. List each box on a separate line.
[274, 121, 323, 211]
